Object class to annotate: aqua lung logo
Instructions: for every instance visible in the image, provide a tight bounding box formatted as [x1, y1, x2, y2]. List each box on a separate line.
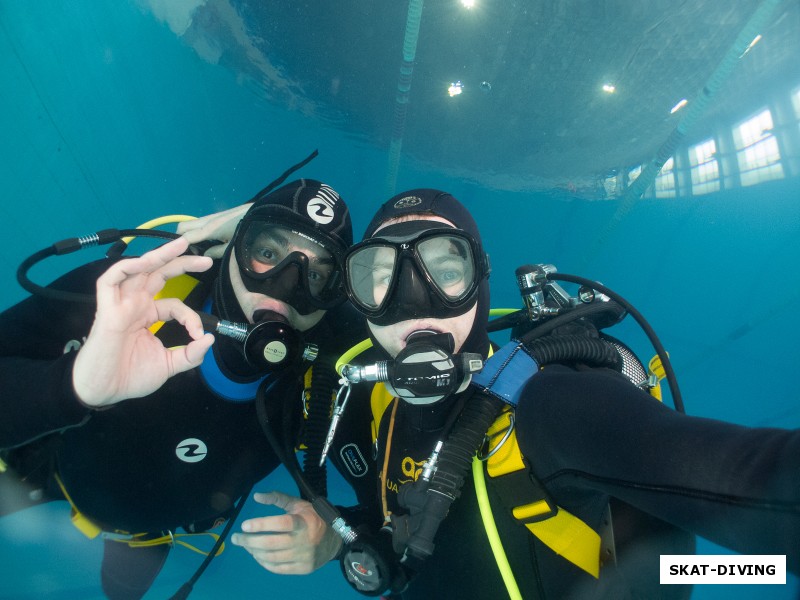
[306, 184, 339, 225]
[263, 340, 288, 363]
[339, 443, 368, 478]
[176, 438, 208, 463]
[393, 195, 422, 209]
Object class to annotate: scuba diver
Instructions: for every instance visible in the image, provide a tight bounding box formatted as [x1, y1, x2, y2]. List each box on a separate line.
[262, 188, 799, 599]
[0, 176, 373, 599]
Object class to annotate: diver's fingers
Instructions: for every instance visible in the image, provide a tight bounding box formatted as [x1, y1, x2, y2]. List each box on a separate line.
[231, 530, 317, 572]
[202, 244, 228, 259]
[250, 548, 313, 574]
[179, 222, 215, 243]
[149, 245, 212, 284]
[177, 204, 251, 243]
[99, 238, 188, 288]
[252, 490, 302, 513]
[97, 239, 212, 302]
[240, 511, 302, 535]
[154, 298, 214, 369]
[176, 207, 239, 235]
[175, 218, 202, 235]
[154, 298, 206, 340]
[161, 334, 214, 379]
[138, 254, 212, 298]
[169, 334, 214, 374]
[232, 531, 293, 552]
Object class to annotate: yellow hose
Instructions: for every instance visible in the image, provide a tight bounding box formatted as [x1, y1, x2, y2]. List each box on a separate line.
[473, 457, 523, 600]
[120, 214, 197, 244]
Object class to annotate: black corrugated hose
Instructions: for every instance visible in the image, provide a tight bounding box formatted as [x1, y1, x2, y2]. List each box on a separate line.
[302, 353, 338, 498]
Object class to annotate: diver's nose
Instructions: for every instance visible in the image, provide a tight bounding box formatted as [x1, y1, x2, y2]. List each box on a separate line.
[270, 260, 301, 297]
[390, 258, 433, 318]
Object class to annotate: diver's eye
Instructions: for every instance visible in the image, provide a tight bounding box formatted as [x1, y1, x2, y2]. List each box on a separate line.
[432, 264, 465, 287]
[248, 245, 286, 273]
[438, 269, 463, 284]
[307, 264, 335, 295]
[373, 266, 393, 288]
[308, 269, 327, 285]
[255, 247, 277, 262]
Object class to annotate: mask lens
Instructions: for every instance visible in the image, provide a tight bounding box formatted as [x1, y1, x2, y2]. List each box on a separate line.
[238, 223, 336, 300]
[347, 245, 398, 311]
[416, 235, 475, 301]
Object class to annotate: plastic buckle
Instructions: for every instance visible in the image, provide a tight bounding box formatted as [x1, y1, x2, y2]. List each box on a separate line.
[489, 459, 559, 524]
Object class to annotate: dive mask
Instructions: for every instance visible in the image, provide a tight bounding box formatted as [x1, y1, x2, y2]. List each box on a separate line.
[345, 222, 488, 326]
[234, 220, 346, 315]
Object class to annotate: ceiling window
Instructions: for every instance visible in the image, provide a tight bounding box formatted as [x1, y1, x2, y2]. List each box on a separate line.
[733, 108, 783, 187]
[603, 171, 620, 197]
[654, 156, 676, 198]
[689, 139, 720, 195]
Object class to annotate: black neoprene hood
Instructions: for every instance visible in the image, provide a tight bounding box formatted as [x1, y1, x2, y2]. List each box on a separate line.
[214, 179, 352, 323]
[244, 178, 352, 251]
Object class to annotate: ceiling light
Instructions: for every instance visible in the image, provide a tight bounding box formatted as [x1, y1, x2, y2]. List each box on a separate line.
[461, 0, 476, 8]
[740, 34, 762, 57]
[602, 84, 616, 94]
[670, 98, 688, 114]
[448, 81, 464, 97]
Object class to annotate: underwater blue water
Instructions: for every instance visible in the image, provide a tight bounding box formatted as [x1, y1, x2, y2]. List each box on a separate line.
[1, 2, 798, 598]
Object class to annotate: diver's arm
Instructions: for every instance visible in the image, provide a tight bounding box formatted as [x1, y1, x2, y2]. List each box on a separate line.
[0, 239, 215, 445]
[515, 366, 800, 572]
[0, 268, 99, 448]
[0, 352, 92, 449]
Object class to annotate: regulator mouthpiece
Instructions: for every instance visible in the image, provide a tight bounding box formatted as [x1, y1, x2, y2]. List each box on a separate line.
[200, 313, 317, 373]
[340, 332, 483, 406]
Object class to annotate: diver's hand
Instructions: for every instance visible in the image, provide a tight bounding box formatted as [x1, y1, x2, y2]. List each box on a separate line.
[176, 203, 252, 259]
[72, 237, 215, 408]
[231, 491, 343, 575]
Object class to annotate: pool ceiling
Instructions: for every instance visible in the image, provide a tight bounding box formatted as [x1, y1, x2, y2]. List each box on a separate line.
[151, 0, 798, 195]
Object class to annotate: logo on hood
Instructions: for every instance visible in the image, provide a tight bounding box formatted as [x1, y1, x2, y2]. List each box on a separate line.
[393, 196, 423, 209]
[306, 184, 339, 225]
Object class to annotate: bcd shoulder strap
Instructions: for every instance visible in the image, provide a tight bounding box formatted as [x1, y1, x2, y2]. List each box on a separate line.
[484, 409, 603, 578]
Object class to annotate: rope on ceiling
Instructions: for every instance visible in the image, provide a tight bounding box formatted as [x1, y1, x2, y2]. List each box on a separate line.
[385, 0, 424, 197]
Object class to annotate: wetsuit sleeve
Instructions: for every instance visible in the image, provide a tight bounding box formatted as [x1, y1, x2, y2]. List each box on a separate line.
[0, 351, 90, 449]
[0, 262, 106, 449]
[514, 365, 800, 571]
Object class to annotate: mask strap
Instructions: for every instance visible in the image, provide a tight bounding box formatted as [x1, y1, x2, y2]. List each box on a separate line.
[251, 150, 319, 202]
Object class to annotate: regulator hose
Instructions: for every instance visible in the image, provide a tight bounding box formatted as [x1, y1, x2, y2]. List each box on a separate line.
[16, 228, 180, 304]
[302, 352, 338, 497]
[524, 334, 622, 370]
[402, 388, 505, 565]
[400, 332, 624, 565]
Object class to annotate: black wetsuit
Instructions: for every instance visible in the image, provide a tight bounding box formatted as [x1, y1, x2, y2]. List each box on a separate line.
[0, 257, 374, 597]
[343, 364, 800, 599]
